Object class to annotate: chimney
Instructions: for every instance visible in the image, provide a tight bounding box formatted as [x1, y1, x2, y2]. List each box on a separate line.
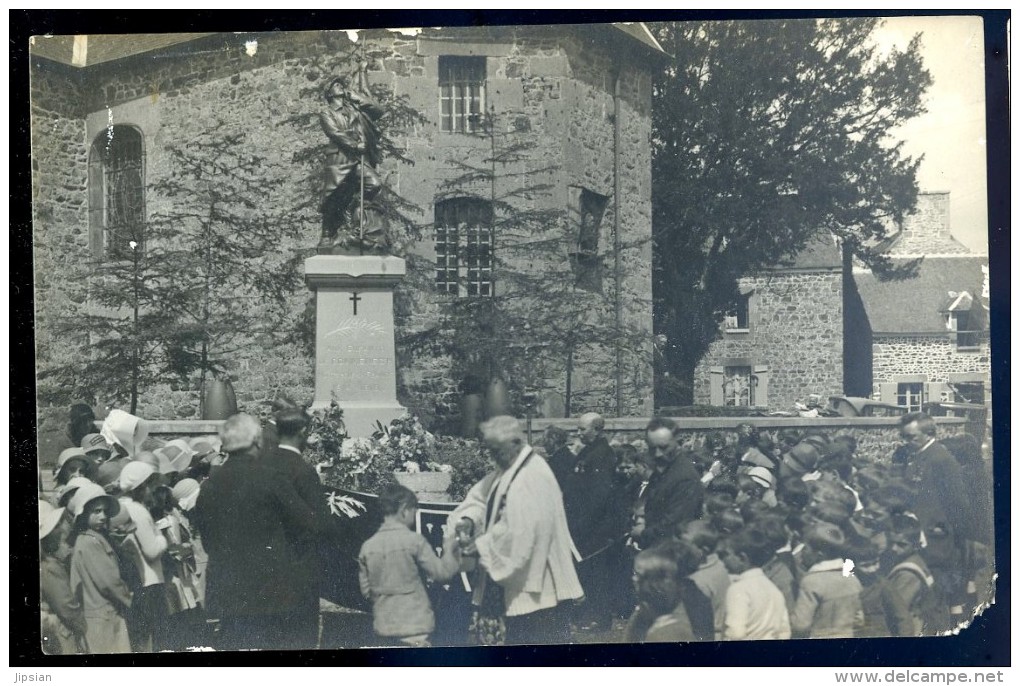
[901, 192, 950, 241]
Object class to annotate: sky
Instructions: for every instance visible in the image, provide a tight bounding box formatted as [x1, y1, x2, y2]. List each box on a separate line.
[871, 15, 989, 254]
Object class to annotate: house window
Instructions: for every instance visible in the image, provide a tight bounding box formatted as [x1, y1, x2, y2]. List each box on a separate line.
[723, 365, 754, 406]
[439, 56, 486, 133]
[569, 189, 609, 292]
[953, 310, 981, 349]
[88, 126, 146, 260]
[435, 198, 494, 297]
[950, 381, 984, 405]
[724, 293, 751, 332]
[896, 382, 925, 412]
[710, 363, 769, 407]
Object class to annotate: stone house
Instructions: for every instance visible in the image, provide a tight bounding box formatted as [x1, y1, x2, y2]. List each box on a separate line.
[691, 235, 845, 411]
[846, 192, 990, 409]
[29, 24, 664, 442]
[692, 192, 989, 414]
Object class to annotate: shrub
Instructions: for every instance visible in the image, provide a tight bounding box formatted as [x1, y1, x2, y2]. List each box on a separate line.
[438, 436, 491, 502]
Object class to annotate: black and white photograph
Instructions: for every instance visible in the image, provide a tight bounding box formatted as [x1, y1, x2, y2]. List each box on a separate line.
[17, 11, 1008, 665]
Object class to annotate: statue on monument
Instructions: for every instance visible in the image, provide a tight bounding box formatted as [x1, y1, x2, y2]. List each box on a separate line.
[318, 62, 392, 255]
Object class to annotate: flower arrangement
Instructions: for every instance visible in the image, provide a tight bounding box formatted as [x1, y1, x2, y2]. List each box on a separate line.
[306, 400, 395, 493]
[371, 414, 452, 474]
[307, 403, 490, 500]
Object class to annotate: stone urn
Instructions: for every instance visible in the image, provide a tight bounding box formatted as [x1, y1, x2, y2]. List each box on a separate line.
[393, 470, 452, 503]
[203, 378, 237, 420]
[484, 377, 509, 419]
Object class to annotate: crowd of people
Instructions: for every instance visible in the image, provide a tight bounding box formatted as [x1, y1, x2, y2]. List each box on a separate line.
[37, 400, 994, 653]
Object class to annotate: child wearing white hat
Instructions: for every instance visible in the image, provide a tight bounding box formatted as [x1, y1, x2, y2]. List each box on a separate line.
[68, 483, 133, 653]
[40, 501, 85, 654]
[116, 461, 171, 652]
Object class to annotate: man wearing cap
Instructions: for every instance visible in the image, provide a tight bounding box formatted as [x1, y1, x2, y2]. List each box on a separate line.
[193, 413, 328, 651]
[637, 418, 704, 547]
[266, 407, 335, 649]
[779, 442, 822, 482]
[561, 412, 623, 631]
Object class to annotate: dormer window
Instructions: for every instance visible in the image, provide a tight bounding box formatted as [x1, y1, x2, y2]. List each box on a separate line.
[943, 290, 983, 350]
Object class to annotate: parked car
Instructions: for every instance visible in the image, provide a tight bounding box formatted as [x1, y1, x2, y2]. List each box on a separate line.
[827, 396, 908, 418]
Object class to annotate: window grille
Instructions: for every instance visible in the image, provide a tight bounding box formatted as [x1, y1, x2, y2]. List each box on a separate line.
[435, 198, 494, 297]
[439, 56, 486, 133]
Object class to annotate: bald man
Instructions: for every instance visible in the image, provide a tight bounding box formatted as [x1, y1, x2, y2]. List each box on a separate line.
[562, 412, 623, 630]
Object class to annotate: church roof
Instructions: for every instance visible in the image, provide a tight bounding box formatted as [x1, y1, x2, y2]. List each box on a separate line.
[29, 23, 668, 68]
[610, 22, 668, 56]
[28, 33, 215, 67]
[853, 256, 988, 334]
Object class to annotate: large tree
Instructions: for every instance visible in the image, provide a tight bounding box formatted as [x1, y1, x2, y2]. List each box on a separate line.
[650, 18, 931, 405]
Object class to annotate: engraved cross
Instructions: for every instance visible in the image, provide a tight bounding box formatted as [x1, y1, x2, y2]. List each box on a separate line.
[349, 292, 362, 316]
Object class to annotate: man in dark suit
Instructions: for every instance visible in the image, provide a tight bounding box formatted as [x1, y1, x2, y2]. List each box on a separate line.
[562, 412, 624, 630]
[637, 417, 704, 548]
[193, 413, 326, 651]
[267, 407, 336, 649]
[898, 412, 972, 624]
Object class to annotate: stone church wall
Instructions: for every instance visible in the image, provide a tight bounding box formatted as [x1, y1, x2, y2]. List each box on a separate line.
[30, 27, 655, 439]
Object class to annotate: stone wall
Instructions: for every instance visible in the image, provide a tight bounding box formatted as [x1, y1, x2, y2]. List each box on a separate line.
[30, 62, 92, 439]
[532, 415, 968, 465]
[692, 270, 844, 411]
[30, 26, 655, 436]
[872, 336, 991, 383]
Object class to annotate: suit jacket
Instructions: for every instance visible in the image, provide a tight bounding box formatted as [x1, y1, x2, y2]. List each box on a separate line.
[562, 436, 623, 557]
[268, 445, 335, 609]
[641, 450, 704, 546]
[906, 440, 970, 538]
[193, 454, 325, 618]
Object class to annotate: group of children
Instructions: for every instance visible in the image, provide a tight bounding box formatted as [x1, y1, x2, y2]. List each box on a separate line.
[617, 424, 992, 643]
[39, 426, 218, 654]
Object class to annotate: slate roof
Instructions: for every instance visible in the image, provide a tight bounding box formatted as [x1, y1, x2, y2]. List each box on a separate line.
[853, 256, 988, 334]
[772, 233, 843, 270]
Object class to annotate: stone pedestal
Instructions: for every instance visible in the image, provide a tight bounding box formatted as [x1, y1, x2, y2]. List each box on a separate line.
[304, 254, 407, 437]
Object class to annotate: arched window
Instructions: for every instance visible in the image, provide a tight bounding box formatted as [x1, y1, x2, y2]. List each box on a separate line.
[435, 197, 493, 297]
[88, 126, 145, 260]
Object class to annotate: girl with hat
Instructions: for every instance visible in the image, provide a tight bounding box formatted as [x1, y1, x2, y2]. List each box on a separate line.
[68, 483, 133, 653]
[116, 461, 171, 652]
[55, 448, 95, 486]
[40, 502, 86, 654]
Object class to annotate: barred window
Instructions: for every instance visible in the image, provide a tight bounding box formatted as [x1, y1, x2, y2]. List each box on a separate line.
[88, 126, 146, 260]
[435, 198, 493, 297]
[439, 56, 486, 133]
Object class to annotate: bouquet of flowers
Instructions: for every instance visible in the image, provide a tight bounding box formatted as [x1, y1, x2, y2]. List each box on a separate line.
[372, 414, 452, 474]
